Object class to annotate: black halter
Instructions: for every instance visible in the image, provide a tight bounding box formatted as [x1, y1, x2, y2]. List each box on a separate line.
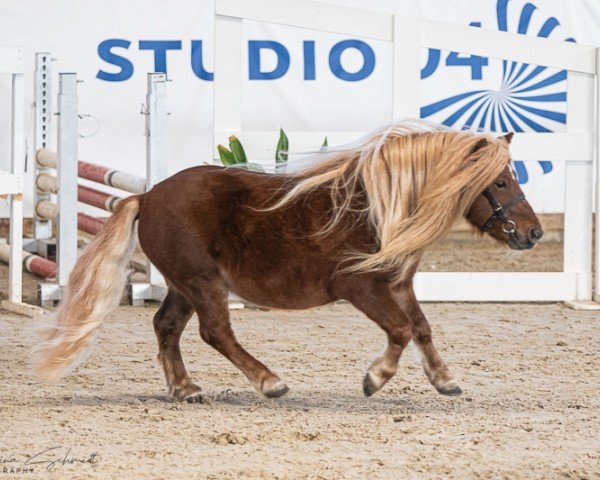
[480, 187, 526, 234]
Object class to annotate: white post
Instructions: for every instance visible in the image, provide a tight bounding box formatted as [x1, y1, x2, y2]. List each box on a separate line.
[33, 53, 53, 242]
[594, 48, 600, 303]
[145, 72, 167, 287]
[564, 161, 593, 300]
[564, 71, 593, 303]
[128, 73, 169, 305]
[1, 48, 43, 316]
[56, 73, 78, 287]
[8, 72, 24, 305]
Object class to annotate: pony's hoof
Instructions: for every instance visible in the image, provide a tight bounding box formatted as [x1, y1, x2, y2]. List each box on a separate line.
[262, 379, 289, 398]
[363, 373, 379, 397]
[185, 393, 205, 403]
[170, 383, 203, 403]
[436, 383, 463, 396]
[265, 385, 289, 399]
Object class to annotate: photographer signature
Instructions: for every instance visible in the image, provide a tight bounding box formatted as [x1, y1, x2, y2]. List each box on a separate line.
[1, 447, 99, 473]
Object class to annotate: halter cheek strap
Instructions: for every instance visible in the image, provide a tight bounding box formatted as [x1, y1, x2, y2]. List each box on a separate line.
[480, 188, 526, 234]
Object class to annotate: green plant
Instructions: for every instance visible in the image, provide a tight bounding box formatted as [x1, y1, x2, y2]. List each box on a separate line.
[229, 135, 247, 164]
[217, 129, 329, 170]
[217, 136, 264, 172]
[217, 144, 235, 166]
[275, 128, 289, 163]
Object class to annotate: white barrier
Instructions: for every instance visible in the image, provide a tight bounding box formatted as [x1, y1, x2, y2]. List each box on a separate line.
[31, 69, 170, 306]
[0, 46, 44, 316]
[595, 49, 600, 305]
[214, 0, 600, 306]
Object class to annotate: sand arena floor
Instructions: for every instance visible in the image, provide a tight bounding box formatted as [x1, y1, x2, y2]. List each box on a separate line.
[0, 238, 598, 479]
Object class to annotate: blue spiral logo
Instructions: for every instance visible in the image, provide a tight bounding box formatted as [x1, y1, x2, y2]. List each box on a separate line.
[420, 0, 573, 183]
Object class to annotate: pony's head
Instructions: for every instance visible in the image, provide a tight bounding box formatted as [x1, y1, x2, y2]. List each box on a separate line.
[465, 133, 543, 250]
[270, 122, 543, 282]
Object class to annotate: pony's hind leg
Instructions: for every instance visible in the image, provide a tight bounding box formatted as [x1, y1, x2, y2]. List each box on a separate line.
[190, 278, 289, 398]
[396, 284, 462, 396]
[347, 280, 413, 396]
[153, 289, 203, 402]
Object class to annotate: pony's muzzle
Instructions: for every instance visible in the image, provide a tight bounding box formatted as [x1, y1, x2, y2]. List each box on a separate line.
[527, 227, 544, 244]
[508, 226, 543, 250]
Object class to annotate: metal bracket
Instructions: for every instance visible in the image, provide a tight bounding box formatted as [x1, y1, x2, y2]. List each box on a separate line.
[33, 52, 53, 243]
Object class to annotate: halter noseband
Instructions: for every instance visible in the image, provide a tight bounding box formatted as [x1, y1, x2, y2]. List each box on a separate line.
[480, 187, 526, 235]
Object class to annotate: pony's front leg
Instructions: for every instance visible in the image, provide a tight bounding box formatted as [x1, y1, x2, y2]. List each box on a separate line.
[395, 284, 462, 396]
[347, 280, 413, 396]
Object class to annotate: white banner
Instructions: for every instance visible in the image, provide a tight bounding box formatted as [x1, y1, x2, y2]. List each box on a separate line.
[241, 0, 591, 212]
[0, 0, 597, 215]
[0, 0, 214, 216]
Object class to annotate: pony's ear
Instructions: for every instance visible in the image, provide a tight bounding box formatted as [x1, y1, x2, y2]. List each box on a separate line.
[470, 138, 489, 156]
[502, 132, 514, 144]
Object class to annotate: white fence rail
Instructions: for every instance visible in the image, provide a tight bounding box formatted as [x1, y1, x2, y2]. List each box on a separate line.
[214, 0, 600, 303]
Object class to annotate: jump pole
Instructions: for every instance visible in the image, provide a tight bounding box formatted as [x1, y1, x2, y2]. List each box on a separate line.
[0, 243, 57, 279]
[35, 172, 123, 212]
[35, 200, 106, 236]
[35, 148, 146, 194]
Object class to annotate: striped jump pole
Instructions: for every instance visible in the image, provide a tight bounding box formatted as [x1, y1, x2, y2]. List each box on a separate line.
[78, 185, 121, 211]
[76, 213, 106, 235]
[36, 200, 106, 236]
[36, 173, 122, 212]
[36, 148, 146, 194]
[0, 243, 57, 279]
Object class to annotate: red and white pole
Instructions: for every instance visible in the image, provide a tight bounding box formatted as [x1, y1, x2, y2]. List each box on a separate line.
[36, 148, 146, 194]
[0, 243, 56, 279]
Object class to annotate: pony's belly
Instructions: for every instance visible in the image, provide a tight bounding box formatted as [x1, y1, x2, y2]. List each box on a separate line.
[224, 273, 335, 310]
[232, 290, 333, 310]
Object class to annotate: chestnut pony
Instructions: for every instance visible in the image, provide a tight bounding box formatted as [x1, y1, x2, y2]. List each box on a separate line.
[34, 122, 542, 402]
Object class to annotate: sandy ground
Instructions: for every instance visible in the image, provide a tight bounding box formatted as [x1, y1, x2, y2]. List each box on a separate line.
[0, 302, 598, 480]
[0, 238, 598, 479]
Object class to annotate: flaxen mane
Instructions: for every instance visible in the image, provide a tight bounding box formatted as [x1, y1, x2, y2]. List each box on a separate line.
[270, 121, 511, 281]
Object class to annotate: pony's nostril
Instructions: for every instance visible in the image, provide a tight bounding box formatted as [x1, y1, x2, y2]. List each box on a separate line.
[528, 227, 544, 243]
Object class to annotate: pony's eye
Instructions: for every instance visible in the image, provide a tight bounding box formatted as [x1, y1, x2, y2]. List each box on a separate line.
[494, 180, 507, 189]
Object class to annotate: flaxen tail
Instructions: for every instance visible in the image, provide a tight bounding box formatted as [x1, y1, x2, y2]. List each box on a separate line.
[33, 195, 141, 382]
